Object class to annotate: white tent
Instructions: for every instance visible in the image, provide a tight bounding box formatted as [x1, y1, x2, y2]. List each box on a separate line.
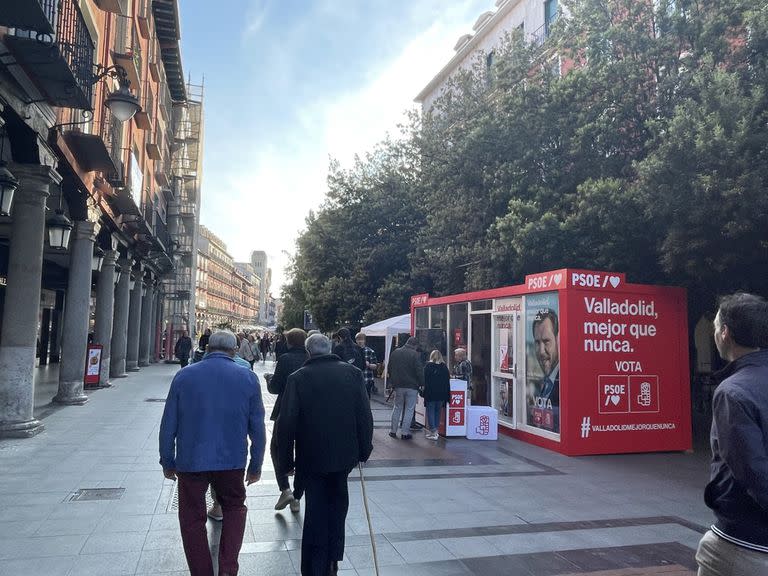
[360, 313, 411, 387]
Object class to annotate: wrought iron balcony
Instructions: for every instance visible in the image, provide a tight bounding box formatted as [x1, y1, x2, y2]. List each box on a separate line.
[0, 0, 55, 33]
[3, 0, 95, 109]
[111, 14, 142, 90]
[58, 107, 122, 174]
[134, 78, 155, 130]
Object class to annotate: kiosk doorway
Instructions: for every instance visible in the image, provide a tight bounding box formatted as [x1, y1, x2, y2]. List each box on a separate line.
[470, 313, 491, 405]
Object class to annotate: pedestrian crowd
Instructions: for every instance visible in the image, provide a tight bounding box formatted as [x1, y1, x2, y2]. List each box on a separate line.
[159, 326, 375, 576]
[157, 291, 768, 576]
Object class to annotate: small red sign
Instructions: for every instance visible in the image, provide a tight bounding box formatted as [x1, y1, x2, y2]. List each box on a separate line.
[84, 344, 103, 388]
[630, 376, 660, 412]
[598, 376, 629, 414]
[450, 391, 466, 408]
[448, 408, 465, 426]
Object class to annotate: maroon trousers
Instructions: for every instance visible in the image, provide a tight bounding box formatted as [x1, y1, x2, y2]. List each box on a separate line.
[177, 469, 247, 576]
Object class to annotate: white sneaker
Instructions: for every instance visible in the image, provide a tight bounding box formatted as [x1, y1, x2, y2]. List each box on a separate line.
[289, 498, 300, 513]
[275, 489, 294, 510]
[428, 432, 439, 440]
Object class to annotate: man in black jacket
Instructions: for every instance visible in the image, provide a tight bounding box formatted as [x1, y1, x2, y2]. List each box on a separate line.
[267, 328, 308, 513]
[276, 333, 374, 576]
[174, 331, 193, 367]
[696, 292, 768, 575]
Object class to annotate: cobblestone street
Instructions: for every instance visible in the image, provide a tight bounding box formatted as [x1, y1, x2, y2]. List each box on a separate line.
[0, 362, 711, 575]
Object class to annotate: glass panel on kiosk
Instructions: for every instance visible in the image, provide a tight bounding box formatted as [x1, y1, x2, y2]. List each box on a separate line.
[448, 303, 468, 367]
[415, 328, 447, 365]
[430, 305, 447, 329]
[469, 314, 492, 406]
[415, 307, 429, 329]
[470, 300, 492, 312]
[492, 298, 522, 427]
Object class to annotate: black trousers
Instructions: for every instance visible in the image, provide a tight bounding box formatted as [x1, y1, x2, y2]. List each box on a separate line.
[269, 432, 291, 491]
[301, 469, 352, 576]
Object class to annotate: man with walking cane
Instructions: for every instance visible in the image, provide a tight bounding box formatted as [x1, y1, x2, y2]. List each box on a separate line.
[276, 333, 374, 575]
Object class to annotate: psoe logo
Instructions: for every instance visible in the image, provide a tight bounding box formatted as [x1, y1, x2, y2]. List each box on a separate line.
[580, 416, 591, 438]
[571, 272, 622, 289]
[411, 294, 429, 306]
[527, 272, 563, 290]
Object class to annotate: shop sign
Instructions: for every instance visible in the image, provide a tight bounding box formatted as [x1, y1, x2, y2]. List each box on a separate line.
[84, 344, 103, 388]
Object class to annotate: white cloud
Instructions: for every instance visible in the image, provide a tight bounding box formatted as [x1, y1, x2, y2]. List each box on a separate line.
[201, 2, 484, 295]
[242, 0, 270, 40]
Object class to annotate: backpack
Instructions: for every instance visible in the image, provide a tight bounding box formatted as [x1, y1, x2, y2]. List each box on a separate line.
[338, 342, 366, 372]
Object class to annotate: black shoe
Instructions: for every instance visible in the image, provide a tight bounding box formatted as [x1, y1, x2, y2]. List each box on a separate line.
[401, 434, 412, 440]
[388, 432, 397, 438]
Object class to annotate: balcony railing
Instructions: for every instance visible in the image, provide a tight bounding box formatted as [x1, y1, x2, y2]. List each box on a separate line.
[112, 14, 142, 88]
[154, 214, 171, 252]
[5, 0, 95, 109]
[159, 81, 172, 122]
[136, 0, 151, 38]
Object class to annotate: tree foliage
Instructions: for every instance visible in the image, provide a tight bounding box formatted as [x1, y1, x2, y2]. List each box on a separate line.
[282, 0, 768, 328]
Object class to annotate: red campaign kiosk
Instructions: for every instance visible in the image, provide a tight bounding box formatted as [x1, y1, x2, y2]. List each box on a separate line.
[410, 269, 692, 456]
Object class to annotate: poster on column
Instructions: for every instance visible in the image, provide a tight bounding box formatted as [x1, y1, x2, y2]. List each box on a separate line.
[525, 292, 560, 435]
[566, 279, 690, 454]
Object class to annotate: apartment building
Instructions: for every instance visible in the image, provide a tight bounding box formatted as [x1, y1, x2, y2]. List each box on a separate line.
[195, 226, 258, 333]
[416, 0, 560, 110]
[0, 0, 201, 437]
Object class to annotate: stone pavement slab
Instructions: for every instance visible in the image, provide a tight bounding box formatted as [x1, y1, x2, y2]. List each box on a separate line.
[0, 361, 714, 575]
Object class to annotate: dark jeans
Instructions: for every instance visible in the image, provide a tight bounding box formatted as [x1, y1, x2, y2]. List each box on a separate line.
[269, 431, 291, 491]
[179, 356, 189, 367]
[177, 469, 247, 576]
[301, 469, 352, 576]
[426, 401, 443, 432]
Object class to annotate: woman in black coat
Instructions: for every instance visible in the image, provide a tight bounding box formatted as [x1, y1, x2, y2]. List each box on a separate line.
[422, 350, 451, 440]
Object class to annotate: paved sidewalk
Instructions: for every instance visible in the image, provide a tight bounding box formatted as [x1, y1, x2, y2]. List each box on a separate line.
[0, 362, 712, 575]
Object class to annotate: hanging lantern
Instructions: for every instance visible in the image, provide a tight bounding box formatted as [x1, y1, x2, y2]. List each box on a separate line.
[47, 209, 73, 250]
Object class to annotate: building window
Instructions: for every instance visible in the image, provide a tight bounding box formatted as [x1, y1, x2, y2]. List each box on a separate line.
[544, 0, 558, 37]
[485, 51, 495, 85]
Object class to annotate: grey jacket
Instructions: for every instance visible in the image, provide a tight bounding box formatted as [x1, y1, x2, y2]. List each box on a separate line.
[388, 341, 424, 390]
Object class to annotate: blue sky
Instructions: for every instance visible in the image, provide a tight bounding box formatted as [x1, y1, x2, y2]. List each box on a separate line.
[178, 0, 490, 292]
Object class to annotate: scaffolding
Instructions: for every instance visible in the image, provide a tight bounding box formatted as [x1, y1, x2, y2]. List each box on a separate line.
[163, 76, 204, 360]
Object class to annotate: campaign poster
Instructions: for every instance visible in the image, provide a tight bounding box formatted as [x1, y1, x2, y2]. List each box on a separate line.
[565, 279, 691, 454]
[525, 292, 560, 434]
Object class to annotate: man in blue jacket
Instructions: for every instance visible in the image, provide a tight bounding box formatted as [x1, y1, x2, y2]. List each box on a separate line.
[160, 330, 266, 576]
[696, 293, 768, 575]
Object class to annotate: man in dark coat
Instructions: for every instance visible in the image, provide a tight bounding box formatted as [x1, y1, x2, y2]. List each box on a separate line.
[267, 328, 308, 513]
[174, 330, 193, 367]
[388, 336, 423, 439]
[696, 293, 768, 575]
[276, 333, 374, 576]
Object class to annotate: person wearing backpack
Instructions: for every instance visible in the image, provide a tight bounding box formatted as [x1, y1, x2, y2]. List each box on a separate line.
[332, 328, 366, 373]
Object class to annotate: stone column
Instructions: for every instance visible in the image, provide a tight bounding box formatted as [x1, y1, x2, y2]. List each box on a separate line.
[54, 220, 97, 404]
[110, 258, 132, 378]
[138, 275, 154, 367]
[126, 266, 143, 371]
[148, 288, 158, 363]
[94, 249, 117, 386]
[0, 164, 60, 438]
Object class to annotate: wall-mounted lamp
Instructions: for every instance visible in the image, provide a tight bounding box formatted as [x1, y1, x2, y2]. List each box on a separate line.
[95, 65, 141, 122]
[47, 210, 73, 250]
[92, 246, 105, 272]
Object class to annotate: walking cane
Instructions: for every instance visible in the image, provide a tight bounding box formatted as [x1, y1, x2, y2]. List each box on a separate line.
[358, 462, 381, 576]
